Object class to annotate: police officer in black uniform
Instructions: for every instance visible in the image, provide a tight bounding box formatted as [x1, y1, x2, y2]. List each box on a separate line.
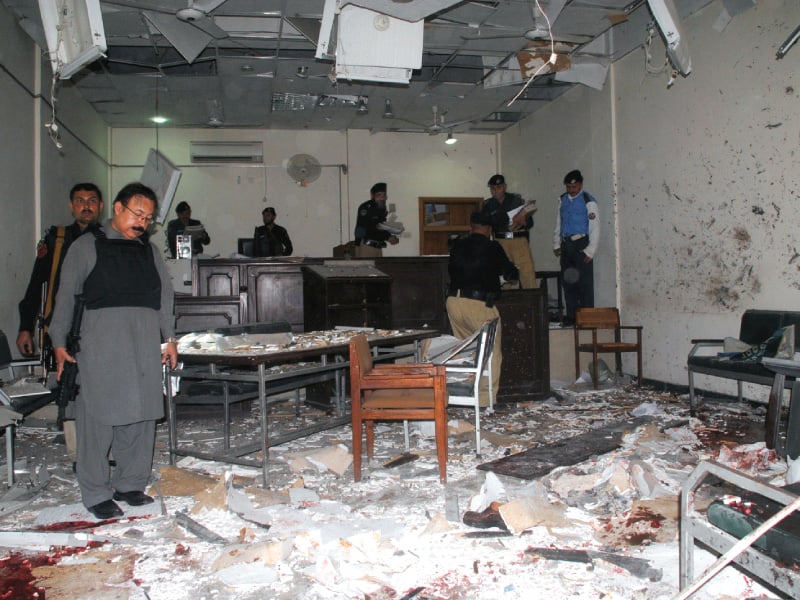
[480, 174, 536, 288]
[446, 211, 518, 406]
[17, 182, 104, 357]
[353, 182, 399, 258]
[253, 206, 293, 257]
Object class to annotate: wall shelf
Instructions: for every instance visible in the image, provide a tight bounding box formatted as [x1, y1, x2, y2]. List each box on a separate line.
[418, 197, 482, 255]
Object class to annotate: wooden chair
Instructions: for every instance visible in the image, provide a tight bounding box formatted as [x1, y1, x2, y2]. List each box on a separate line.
[574, 308, 643, 388]
[349, 334, 449, 483]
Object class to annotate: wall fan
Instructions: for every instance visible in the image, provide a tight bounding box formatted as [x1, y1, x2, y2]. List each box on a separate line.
[286, 154, 322, 185]
[108, 0, 230, 63]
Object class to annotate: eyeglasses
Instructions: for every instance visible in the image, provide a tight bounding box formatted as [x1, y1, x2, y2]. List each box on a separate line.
[123, 204, 154, 225]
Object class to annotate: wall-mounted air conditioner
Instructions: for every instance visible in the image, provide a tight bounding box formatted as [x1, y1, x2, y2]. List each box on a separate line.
[190, 141, 264, 164]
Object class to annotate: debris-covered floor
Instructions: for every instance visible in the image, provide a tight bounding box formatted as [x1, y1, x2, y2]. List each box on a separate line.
[0, 381, 795, 599]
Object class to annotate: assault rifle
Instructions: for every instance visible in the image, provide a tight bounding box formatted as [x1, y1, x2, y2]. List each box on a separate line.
[38, 283, 55, 374]
[55, 295, 85, 427]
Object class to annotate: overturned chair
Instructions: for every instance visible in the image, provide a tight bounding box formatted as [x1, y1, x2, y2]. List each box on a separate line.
[349, 334, 449, 483]
[574, 307, 643, 388]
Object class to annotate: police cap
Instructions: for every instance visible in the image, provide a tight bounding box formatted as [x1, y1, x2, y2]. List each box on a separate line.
[487, 174, 505, 186]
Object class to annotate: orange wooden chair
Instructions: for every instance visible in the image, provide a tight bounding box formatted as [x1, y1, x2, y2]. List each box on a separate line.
[349, 334, 449, 483]
[574, 307, 643, 388]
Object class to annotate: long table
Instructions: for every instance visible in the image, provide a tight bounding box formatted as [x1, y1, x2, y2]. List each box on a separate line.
[165, 328, 438, 485]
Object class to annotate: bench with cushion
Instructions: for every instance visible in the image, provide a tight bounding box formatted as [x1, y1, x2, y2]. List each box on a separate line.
[687, 310, 800, 449]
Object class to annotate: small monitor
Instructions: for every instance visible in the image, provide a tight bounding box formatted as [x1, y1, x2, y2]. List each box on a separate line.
[237, 238, 254, 257]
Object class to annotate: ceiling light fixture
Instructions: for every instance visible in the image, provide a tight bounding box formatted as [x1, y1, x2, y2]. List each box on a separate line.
[383, 99, 394, 119]
[445, 131, 457, 145]
[296, 65, 308, 79]
[356, 97, 369, 115]
[151, 116, 167, 124]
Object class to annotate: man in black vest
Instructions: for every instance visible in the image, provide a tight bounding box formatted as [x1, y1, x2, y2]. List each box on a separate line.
[50, 182, 177, 520]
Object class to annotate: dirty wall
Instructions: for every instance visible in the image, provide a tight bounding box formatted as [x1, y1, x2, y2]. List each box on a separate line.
[503, 0, 800, 397]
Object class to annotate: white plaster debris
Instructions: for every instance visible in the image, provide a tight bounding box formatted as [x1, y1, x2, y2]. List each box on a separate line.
[0, 387, 793, 599]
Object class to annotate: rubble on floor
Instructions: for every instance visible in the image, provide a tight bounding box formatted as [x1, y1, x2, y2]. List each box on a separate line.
[0, 384, 795, 599]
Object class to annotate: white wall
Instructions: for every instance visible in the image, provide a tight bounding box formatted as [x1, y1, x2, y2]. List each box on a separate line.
[109, 128, 497, 259]
[501, 0, 800, 397]
[0, 5, 109, 354]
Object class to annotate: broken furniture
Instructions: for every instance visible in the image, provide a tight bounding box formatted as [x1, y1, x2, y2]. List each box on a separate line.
[349, 334, 449, 483]
[170, 322, 293, 451]
[679, 460, 800, 599]
[573, 307, 642, 388]
[430, 318, 499, 454]
[687, 310, 800, 445]
[0, 330, 52, 485]
[167, 328, 437, 485]
[762, 358, 800, 459]
[193, 257, 551, 400]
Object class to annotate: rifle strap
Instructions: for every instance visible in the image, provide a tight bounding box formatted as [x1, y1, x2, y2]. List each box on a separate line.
[43, 226, 67, 328]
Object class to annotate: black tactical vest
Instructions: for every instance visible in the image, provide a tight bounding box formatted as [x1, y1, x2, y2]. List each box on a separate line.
[83, 230, 161, 311]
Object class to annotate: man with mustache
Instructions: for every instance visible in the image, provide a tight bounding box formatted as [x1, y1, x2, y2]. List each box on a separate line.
[50, 182, 177, 520]
[16, 182, 104, 466]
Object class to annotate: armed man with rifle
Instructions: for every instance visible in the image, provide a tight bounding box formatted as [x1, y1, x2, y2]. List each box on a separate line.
[16, 183, 104, 465]
[50, 182, 177, 521]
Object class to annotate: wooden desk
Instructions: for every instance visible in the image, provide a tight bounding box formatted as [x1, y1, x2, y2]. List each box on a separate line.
[166, 328, 438, 485]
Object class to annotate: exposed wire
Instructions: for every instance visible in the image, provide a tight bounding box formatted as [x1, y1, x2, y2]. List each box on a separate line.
[508, 0, 556, 106]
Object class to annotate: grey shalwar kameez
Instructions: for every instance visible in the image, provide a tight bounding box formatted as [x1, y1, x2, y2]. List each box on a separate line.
[49, 219, 175, 508]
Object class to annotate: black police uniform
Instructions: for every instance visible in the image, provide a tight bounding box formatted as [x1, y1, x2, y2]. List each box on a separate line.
[354, 199, 392, 248]
[480, 193, 533, 240]
[252, 224, 293, 257]
[18, 221, 90, 336]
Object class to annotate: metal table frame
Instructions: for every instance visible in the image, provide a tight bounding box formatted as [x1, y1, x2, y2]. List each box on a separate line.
[763, 357, 800, 460]
[679, 460, 800, 598]
[164, 329, 437, 486]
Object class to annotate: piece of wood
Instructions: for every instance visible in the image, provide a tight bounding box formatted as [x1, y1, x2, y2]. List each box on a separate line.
[477, 417, 653, 479]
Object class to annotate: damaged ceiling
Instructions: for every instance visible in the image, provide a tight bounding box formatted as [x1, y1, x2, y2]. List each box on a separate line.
[2, 0, 712, 132]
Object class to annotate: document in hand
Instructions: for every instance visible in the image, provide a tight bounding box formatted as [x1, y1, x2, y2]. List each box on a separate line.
[378, 222, 405, 235]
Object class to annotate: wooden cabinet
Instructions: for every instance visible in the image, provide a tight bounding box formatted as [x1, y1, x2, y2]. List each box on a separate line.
[495, 288, 550, 402]
[374, 257, 449, 332]
[302, 264, 392, 331]
[246, 263, 304, 330]
[194, 260, 241, 296]
[174, 294, 246, 333]
[418, 197, 482, 255]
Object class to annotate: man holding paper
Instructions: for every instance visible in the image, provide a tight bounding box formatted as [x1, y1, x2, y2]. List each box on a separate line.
[353, 182, 402, 258]
[167, 201, 210, 258]
[480, 174, 537, 288]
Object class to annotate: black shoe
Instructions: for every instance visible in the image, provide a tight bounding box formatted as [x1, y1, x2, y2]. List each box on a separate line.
[113, 490, 154, 506]
[87, 499, 123, 520]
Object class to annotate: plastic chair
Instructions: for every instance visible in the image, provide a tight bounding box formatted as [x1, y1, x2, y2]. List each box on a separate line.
[431, 318, 499, 455]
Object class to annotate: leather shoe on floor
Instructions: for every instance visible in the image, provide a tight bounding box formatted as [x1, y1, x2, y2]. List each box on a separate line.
[113, 490, 154, 506]
[87, 499, 123, 520]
